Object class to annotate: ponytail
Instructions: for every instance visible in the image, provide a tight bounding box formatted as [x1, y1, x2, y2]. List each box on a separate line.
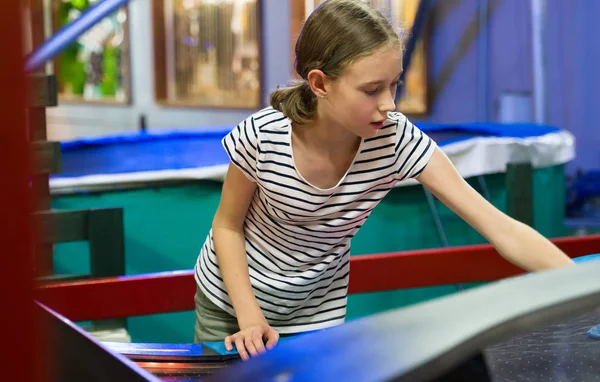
[269, 82, 317, 125]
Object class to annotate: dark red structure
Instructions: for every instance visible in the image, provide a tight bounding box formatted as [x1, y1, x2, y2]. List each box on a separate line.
[1, 2, 41, 381]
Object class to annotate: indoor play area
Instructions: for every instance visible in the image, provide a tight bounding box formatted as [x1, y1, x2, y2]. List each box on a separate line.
[3, 0, 600, 381]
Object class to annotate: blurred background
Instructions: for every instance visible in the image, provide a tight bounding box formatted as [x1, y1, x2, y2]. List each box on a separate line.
[22, 0, 600, 345]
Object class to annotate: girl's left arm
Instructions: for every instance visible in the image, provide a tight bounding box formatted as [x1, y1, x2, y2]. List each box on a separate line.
[416, 147, 575, 272]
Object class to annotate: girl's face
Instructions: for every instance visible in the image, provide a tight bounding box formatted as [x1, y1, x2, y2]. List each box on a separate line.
[321, 43, 403, 139]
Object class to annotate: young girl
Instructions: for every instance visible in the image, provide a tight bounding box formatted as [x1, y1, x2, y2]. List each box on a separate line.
[193, 0, 573, 361]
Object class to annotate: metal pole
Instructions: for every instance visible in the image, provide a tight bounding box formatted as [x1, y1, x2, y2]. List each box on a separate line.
[531, 0, 547, 124]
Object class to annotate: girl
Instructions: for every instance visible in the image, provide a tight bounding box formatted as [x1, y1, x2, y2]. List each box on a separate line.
[193, 0, 573, 361]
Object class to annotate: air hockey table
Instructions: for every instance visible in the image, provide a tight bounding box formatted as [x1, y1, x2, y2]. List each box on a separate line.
[35, 239, 600, 381]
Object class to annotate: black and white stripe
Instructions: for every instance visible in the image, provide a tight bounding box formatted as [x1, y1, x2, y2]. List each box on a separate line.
[195, 107, 436, 334]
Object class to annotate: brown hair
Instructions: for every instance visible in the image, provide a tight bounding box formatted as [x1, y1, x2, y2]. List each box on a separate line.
[270, 0, 403, 125]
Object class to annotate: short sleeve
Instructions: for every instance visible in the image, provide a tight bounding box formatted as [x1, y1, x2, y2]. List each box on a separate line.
[394, 116, 437, 180]
[221, 117, 260, 182]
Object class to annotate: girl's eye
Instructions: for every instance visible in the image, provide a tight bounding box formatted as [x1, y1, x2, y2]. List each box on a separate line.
[365, 80, 402, 95]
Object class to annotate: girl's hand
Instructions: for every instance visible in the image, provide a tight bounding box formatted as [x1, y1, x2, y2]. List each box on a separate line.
[224, 322, 279, 361]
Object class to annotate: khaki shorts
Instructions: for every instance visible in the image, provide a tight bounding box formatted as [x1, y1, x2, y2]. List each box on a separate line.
[193, 287, 300, 343]
[193, 287, 240, 343]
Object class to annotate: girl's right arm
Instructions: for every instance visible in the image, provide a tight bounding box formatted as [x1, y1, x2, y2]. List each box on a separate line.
[211, 162, 279, 360]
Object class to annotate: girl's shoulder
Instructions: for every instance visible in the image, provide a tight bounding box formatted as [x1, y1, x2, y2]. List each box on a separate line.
[365, 112, 408, 142]
[245, 107, 292, 136]
[385, 111, 409, 129]
[221, 107, 293, 183]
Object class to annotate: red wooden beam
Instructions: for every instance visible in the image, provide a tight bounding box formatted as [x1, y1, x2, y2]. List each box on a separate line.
[36, 271, 198, 322]
[348, 234, 600, 294]
[34, 235, 600, 322]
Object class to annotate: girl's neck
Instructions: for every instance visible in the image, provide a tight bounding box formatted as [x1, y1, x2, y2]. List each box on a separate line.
[293, 116, 361, 156]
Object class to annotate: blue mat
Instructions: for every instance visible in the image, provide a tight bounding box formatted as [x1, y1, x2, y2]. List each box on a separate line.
[53, 123, 561, 179]
[58, 131, 230, 178]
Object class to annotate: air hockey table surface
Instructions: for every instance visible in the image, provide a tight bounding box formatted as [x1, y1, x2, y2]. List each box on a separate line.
[487, 310, 600, 381]
[101, 312, 599, 381]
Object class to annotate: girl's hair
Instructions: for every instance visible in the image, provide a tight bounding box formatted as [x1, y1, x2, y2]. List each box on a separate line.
[270, 0, 403, 125]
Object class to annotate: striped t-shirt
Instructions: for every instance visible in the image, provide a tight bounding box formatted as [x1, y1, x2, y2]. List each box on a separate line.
[194, 106, 436, 334]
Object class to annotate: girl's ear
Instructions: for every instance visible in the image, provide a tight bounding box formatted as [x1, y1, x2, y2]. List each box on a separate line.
[306, 69, 328, 99]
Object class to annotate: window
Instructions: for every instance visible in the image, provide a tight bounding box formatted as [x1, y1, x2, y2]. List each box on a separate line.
[49, 0, 132, 104]
[153, 0, 262, 109]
